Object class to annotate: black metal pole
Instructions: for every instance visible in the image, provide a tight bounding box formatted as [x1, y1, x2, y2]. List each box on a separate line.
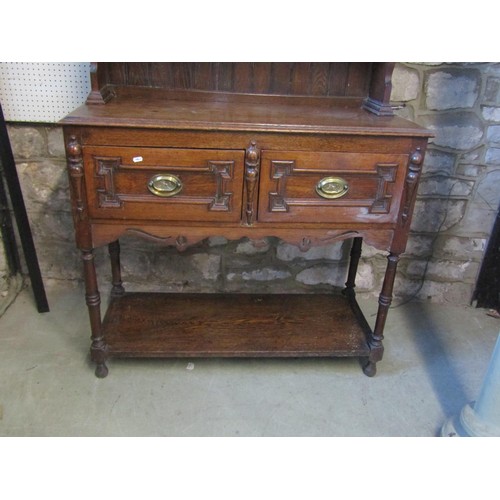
[0, 101, 49, 313]
[473, 205, 500, 312]
[0, 158, 21, 275]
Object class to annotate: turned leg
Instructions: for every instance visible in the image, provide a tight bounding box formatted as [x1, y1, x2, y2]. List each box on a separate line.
[82, 249, 108, 378]
[344, 237, 362, 297]
[108, 240, 125, 297]
[362, 252, 400, 377]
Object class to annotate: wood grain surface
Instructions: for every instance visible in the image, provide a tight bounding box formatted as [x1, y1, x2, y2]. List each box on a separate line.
[102, 292, 371, 358]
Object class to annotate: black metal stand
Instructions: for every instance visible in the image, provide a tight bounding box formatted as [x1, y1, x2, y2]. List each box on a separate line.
[0, 101, 49, 313]
[473, 204, 500, 312]
[0, 154, 20, 275]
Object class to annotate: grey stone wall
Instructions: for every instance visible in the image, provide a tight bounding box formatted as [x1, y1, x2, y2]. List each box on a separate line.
[391, 62, 500, 304]
[1, 62, 499, 305]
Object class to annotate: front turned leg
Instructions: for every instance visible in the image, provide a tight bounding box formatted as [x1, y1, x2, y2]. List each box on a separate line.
[82, 249, 108, 378]
[108, 240, 125, 297]
[362, 252, 400, 377]
[343, 237, 363, 298]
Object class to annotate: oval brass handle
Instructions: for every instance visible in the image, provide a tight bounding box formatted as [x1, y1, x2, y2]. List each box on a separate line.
[147, 174, 183, 197]
[315, 176, 349, 199]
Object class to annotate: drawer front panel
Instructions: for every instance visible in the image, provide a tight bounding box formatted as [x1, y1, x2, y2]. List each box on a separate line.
[83, 146, 245, 221]
[258, 150, 409, 224]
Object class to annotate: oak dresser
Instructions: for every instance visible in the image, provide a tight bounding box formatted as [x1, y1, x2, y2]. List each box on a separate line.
[60, 62, 432, 377]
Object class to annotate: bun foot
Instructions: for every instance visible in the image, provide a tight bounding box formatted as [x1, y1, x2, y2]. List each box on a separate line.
[95, 363, 109, 378]
[361, 358, 377, 377]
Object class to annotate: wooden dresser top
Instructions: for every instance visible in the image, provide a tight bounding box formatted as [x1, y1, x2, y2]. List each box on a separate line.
[60, 87, 431, 137]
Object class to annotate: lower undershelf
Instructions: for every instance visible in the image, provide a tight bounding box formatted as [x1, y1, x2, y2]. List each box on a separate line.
[101, 292, 372, 358]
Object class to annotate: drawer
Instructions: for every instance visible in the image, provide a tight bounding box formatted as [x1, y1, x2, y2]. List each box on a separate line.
[82, 146, 245, 222]
[257, 150, 409, 224]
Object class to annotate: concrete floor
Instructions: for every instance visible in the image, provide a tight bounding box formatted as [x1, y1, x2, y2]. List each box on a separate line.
[0, 282, 499, 436]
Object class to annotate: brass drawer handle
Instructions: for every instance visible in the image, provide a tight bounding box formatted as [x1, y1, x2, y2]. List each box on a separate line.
[147, 174, 183, 197]
[315, 176, 349, 199]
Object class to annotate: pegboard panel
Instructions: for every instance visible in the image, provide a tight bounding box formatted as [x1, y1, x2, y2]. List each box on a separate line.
[0, 62, 91, 122]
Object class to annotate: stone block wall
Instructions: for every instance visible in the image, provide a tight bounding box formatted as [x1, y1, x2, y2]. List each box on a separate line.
[391, 62, 500, 304]
[1, 62, 500, 305]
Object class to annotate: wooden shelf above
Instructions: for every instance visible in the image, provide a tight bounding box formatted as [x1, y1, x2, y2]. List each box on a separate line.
[102, 292, 372, 359]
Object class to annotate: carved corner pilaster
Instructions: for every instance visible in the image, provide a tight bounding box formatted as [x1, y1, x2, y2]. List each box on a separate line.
[244, 141, 260, 225]
[66, 135, 86, 222]
[401, 149, 424, 227]
[66, 134, 93, 249]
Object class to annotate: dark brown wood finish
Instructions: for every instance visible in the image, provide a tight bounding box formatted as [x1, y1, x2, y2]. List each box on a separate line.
[102, 293, 371, 358]
[63, 88, 429, 135]
[258, 150, 408, 224]
[108, 240, 125, 297]
[345, 237, 363, 294]
[92, 62, 374, 98]
[82, 248, 108, 378]
[61, 63, 432, 377]
[82, 146, 245, 222]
